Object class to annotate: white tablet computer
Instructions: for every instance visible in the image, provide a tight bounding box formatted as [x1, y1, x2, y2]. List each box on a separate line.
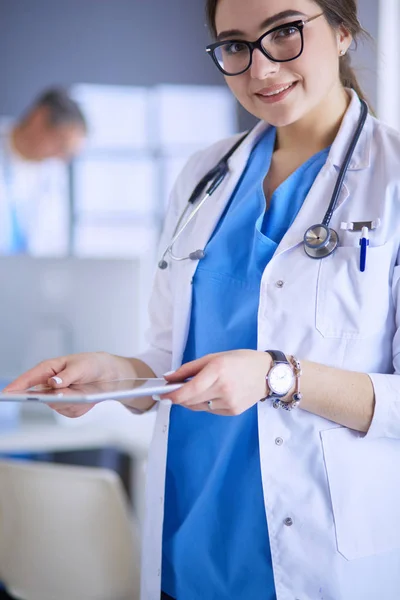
[0, 378, 184, 404]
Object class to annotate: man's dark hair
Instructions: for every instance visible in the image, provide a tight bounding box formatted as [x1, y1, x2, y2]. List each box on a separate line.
[27, 87, 87, 132]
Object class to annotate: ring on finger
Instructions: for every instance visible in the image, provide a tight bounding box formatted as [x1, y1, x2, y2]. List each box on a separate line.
[207, 400, 213, 411]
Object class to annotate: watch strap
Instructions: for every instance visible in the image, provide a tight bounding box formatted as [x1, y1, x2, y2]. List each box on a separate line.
[265, 350, 288, 364]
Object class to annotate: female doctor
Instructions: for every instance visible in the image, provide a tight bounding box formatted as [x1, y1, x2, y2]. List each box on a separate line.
[6, 0, 400, 598]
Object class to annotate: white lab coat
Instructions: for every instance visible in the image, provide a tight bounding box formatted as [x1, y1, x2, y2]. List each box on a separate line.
[0, 121, 69, 255]
[137, 90, 400, 600]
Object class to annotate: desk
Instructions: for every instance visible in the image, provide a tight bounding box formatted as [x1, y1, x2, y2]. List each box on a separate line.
[0, 401, 156, 525]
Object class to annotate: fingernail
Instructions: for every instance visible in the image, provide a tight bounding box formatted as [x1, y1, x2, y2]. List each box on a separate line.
[51, 376, 63, 385]
[163, 370, 175, 377]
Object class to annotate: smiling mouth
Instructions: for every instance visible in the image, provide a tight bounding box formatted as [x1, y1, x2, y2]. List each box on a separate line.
[259, 82, 296, 97]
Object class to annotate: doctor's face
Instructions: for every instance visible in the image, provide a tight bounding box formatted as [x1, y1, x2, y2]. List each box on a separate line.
[214, 0, 350, 127]
[35, 124, 85, 162]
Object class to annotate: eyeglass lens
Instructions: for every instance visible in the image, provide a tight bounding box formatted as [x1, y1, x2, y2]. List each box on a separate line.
[214, 24, 302, 74]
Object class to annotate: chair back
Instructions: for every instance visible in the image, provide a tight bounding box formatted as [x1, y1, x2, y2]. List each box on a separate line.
[0, 460, 140, 600]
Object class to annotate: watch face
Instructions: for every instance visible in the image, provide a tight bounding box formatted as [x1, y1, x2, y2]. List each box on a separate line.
[268, 363, 294, 396]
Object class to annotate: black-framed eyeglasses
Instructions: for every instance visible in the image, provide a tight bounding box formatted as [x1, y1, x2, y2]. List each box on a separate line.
[206, 13, 323, 76]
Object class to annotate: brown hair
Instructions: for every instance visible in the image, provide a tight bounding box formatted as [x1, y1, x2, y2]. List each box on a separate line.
[205, 0, 370, 105]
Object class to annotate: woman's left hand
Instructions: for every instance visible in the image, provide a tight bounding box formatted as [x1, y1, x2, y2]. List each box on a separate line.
[164, 350, 273, 415]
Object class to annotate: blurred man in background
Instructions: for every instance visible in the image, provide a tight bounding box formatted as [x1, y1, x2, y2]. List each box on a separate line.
[0, 87, 87, 255]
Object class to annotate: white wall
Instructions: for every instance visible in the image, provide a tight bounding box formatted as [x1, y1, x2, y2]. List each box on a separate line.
[377, 0, 400, 129]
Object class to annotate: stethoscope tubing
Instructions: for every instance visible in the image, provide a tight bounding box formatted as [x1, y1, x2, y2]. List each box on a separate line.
[158, 131, 250, 268]
[159, 99, 369, 269]
[322, 99, 368, 227]
[303, 99, 368, 259]
[159, 189, 214, 266]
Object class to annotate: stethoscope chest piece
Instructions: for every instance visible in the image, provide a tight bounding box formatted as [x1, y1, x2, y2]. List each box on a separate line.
[304, 224, 339, 259]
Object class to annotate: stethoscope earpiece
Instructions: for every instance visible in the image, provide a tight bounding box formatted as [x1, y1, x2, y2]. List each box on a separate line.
[189, 250, 205, 261]
[157, 250, 205, 271]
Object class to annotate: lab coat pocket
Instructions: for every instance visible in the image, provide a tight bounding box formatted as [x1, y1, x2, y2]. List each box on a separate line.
[316, 244, 390, 339]
[321, 426, 400, 560]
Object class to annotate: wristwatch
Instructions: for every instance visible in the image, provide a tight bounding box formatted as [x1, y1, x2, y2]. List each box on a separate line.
[263, 350, 295, 401]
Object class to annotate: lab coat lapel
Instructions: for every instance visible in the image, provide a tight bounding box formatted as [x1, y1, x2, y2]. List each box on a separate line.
[171, 124, 267, 366]
[172, 92, 371, 361]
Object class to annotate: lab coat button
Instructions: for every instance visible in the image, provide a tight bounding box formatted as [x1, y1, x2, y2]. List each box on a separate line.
[157, 569, 161, 577]
[276, 280, 285, 288]
[162, 425, 168, 433]
[284, 517, 293, 527]
[275, 437, 284, 446]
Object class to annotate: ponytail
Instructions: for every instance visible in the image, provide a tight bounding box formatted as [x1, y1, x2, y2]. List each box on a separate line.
[339, 55, 367, 103]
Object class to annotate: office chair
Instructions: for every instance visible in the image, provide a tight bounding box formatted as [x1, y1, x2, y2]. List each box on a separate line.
[0, 460, 140, 600]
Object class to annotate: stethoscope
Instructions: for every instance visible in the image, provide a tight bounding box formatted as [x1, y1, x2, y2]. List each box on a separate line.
[158, 99, 369, 270]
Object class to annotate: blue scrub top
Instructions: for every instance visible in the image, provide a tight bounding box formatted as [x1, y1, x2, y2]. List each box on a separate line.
[162, 126, 330, 600]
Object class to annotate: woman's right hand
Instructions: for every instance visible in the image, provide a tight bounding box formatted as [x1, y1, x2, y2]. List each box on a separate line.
[2, 352, 134, 417]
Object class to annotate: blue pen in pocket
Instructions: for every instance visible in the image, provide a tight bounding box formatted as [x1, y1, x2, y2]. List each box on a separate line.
[359, 226, 369, 272]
